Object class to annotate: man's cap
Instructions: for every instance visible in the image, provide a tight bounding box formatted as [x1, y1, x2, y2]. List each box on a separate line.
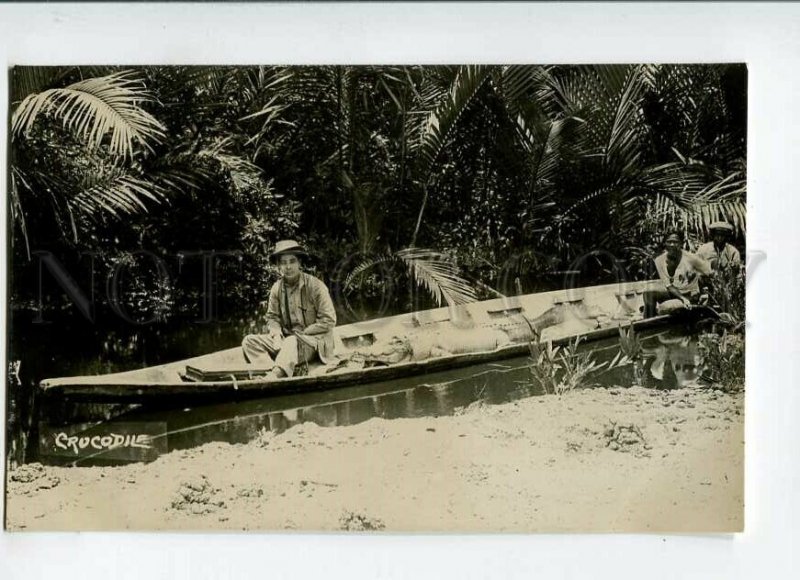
[708, 221, 734, 232]
[269, 240, 310, 263]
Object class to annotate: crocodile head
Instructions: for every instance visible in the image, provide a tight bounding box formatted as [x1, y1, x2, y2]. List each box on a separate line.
[360, 335, 414, 365]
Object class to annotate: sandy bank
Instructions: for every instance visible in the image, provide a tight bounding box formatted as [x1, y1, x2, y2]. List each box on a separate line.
[5, 386, 743, 532]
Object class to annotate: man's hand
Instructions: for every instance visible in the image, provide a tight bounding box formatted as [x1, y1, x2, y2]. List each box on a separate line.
[681, 297, 692, 309]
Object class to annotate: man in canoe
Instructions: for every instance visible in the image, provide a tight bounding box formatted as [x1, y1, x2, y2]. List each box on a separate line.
[696, 221, 742, 273]
[242, 240, 337, 378]
[643, 231, 712, 318]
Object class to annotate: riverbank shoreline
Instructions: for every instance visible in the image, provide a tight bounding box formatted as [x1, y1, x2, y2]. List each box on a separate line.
[5, 385, 743, 532]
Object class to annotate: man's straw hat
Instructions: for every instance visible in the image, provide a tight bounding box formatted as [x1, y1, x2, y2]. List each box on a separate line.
[269, 240, 310, 263]
[708, 221, 734, 232]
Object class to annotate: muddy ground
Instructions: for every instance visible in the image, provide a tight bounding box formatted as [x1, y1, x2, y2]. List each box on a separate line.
[5, 386, 743, 532]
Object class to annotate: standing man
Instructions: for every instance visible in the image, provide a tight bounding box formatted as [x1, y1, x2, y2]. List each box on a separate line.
[643, 231, 712, 318]
[242, 240, 337, 378]
[696, 221, 742, 272]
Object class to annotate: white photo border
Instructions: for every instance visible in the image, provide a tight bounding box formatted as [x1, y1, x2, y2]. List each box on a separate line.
[0, 2, 797, 579]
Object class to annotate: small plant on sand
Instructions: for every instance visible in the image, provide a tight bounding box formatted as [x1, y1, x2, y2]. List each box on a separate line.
[705, 267, 746, 330]
[697, 330, 745, 392]
[610, 325, 645, 385]
[339, 510, 386, 531]
[617, 325, 643, 361]
[528, 333, 607, 396]
[170, 476, 226, 515]
[696, 267, 745, 391]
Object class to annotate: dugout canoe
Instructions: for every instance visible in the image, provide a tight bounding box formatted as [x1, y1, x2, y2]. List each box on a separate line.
[39, 280, 678, 403]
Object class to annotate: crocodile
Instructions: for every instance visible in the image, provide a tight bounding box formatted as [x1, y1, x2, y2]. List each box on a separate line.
[328, 301, 601, 371]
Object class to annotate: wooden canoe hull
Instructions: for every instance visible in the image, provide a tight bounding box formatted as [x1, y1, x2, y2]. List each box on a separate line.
[39, 280, 672, 403]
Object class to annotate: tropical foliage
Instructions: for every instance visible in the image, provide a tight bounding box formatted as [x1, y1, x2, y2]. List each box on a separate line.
[527, 334, 607, 396]
[698, 331, 745, 392]
[9, 63, 746, 325]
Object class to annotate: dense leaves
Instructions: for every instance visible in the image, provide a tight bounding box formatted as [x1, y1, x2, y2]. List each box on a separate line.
[9, 64, 746, 324]
[12, 71, 166, 158]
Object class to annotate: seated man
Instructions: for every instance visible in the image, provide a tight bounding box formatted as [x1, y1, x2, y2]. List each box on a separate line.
[696, 221, 742, 272]
[242, 240, 337, 379]
[643, 231, 712, 318]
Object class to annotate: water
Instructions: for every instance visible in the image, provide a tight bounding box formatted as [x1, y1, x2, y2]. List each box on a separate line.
[34, 325, 705, 465]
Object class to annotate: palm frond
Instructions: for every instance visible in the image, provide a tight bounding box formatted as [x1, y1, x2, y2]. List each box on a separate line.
[11, 71, 166, 159]
[395, 247, 478, 306]
[511, 112, 575, 198]
[343, 254, 397, 290]
[547, 64, 648, 170]
[605, 65, 648, 174]
[649, 192, 747, 237]
[152, 65, 235, 98]
[496, 65, 555, 116]
[641, 162, 744, 204]
[497, 66, 561, 157]
[148, 167, 208, 194]
[344, 248, 477, 307]
[414, 65, 495, 181]
[150, 136, 266, 197]
[629, 161, 747, 237]
[562, 182, 625, 219]
[404, 66, 453, 144]
[68, 172, 165, 218]
[194, 138, 265, 194]
[241, 94, 292, 147]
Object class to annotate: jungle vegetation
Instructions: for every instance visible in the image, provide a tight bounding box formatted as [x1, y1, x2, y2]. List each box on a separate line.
[8, 64, 747, 336]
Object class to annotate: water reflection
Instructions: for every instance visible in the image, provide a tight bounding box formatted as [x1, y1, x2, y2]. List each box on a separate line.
[644, 329, 703, 389]
[63, 359, 541, 461]
[41, 326, 706, 464]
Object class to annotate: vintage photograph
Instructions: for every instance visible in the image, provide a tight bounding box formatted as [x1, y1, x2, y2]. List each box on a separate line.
[5, 64, 746, 532]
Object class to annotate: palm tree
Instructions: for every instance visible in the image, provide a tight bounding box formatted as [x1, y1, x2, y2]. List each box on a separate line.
[544, 64, 746, 241]
[9, 66, 287, 259]
[9, 67, 167, 254]
[635, 64, 747, 238]
[234, 65, 482, 309]
[385, 63, 746, 289]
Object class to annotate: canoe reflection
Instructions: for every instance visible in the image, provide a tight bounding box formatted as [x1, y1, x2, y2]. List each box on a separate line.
[142, 361, 536, 454]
